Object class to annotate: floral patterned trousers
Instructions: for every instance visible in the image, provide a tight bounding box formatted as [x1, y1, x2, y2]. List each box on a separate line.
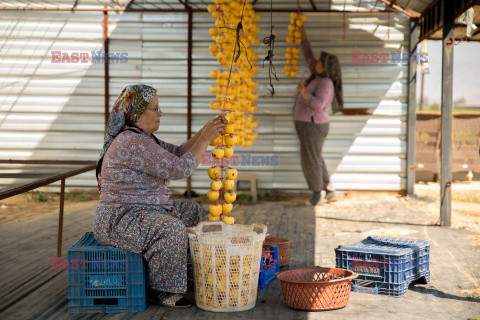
[93, 199, 206, 293]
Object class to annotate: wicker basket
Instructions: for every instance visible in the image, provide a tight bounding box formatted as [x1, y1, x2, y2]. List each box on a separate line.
[276, 267, 358, 311]
[187, 222, 267, 312]
[263, 236, 292, 267]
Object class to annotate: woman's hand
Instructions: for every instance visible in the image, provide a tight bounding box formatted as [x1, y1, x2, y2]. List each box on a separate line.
[184, 115, 226, 152]
[200, 116, 226, 142]
[186, 115, 226, 164]
[298, 82, 309, 101]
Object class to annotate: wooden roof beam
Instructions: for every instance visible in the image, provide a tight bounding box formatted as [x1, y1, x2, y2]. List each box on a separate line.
[377, 0, 418, 18]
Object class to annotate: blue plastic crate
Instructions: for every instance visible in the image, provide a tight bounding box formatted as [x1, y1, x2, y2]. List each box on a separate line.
[258, 245, 280, 290]
[335, 236, 430, 297]
[67, 232, 146, 313]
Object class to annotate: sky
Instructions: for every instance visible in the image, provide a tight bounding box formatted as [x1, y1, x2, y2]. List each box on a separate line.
[417, 40, 480, 105]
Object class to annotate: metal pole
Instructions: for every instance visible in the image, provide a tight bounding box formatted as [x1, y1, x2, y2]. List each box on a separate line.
[57, 179, 65, 257]
[104, 8, 110, 129]
[420, 71, 425, 111]
[186, 8, 193, 197]
[440, 0, 454, 227]
[407, 22, 418, 196]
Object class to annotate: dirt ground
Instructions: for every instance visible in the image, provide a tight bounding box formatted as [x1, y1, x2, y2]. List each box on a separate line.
[413, 181, 480, 238]
[1, 182, 479, 319]
[1, 182, 479, 240]
[0, 191, 100, 224]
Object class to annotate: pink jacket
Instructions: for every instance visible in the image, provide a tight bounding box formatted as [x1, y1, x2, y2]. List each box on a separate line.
[293, 38, 334, 124]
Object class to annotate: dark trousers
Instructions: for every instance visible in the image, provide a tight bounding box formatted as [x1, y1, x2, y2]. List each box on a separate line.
[295, 120, 330, 192]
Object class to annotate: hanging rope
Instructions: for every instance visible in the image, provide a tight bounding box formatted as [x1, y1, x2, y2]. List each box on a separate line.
[219, 0, 252, 88]
[262, 0, 278, 97]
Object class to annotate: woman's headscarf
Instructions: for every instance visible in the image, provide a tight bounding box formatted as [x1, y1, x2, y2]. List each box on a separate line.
[305, 52, 344, 114]
[319, 51, 344, 114]
[96, 84, 157, 185]
[99, 84, 157, 161]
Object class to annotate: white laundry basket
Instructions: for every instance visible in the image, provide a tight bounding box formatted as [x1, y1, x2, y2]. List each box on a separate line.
[187, 221, 267, 312]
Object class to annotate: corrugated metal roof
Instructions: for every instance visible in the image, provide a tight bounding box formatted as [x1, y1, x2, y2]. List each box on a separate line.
[0, 0, 431, 16]
[3, 1, 480, 42]
[0, 1, 128, 10]
[427, 4, 480, 41]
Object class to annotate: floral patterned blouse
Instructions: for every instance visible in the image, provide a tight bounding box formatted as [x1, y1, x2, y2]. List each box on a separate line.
[98, 130, 198, 210]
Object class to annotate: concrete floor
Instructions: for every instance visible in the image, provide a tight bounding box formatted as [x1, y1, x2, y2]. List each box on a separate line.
[0, 197, 479, 320]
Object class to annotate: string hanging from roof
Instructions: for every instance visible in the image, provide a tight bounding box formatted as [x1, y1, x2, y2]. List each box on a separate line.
[206, 0, 261, 224]
[262, 0, 278, 97]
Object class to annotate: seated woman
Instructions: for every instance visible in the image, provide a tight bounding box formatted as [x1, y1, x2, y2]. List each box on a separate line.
[93, 84, 225, 308]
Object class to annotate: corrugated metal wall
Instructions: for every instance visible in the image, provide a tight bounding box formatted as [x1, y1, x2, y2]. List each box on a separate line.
[0, 10, 105, 188]
[0, 10, 409, 192]
[108, 12, 191, 193]
[191, 12, 409, 191]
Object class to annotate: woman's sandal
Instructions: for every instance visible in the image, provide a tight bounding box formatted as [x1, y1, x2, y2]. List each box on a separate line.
[146, 289, 192, 308]
[160, 294, 192, 308]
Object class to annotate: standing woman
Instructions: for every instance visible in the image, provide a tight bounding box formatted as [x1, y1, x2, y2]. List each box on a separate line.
[93, 84, 225, 307]
[294, 26, 342, 206]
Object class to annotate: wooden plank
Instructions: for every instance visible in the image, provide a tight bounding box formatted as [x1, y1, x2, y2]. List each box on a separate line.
[0, 210, 91, 311]
[0, 162, 96, 200]
[440, 0, 455, 227]
[1, 200, 479, 319]
[0, 160, 96, 165]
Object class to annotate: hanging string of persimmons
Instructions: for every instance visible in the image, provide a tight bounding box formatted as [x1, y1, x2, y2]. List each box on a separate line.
[205, 0, 307, 224]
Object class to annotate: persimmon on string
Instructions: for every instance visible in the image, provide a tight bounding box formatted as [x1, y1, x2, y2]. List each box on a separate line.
[285, 13, 305, 78]
[207, 0, 260, 224]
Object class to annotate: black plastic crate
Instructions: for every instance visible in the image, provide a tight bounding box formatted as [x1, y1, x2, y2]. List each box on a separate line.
[67, 232, 146, 313]
[335, 236, 430, 297]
